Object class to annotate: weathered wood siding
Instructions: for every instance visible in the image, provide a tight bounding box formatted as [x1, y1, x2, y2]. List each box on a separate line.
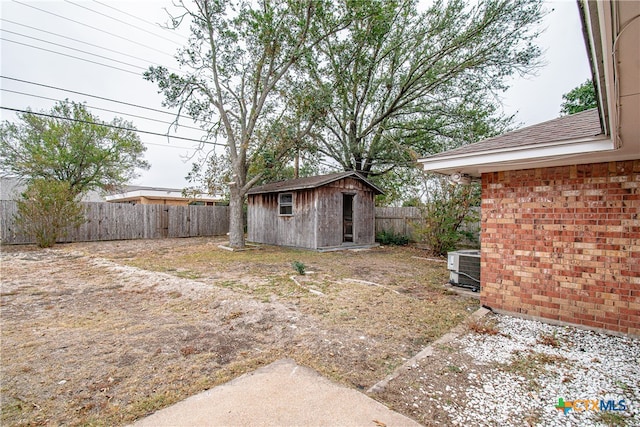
[315, 178, 376, 247]
[247, 189, 317, 248]
[0, 201, 229, 245]
[247, 177, 376, 249]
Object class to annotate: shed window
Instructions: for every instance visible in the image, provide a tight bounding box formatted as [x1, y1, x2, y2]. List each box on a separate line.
[279, 193, 293, 215]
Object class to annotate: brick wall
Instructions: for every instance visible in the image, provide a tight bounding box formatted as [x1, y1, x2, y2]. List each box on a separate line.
[481, 160, 640, 336]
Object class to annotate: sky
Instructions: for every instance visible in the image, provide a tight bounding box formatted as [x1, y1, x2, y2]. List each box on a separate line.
[0, 0, 592, 190]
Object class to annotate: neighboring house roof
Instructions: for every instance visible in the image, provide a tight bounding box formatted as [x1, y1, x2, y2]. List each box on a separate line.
[119, 185, 189, 194]
[105, 186, 222, 203]
[419, 0, 640, 178]
[247, 171, 384, 195]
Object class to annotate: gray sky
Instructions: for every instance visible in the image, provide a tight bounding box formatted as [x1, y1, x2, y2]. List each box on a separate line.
[0, 0, 591, 190]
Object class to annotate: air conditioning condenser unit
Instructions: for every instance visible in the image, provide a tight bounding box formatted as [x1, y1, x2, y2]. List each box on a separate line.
[447, 250, 481, 292]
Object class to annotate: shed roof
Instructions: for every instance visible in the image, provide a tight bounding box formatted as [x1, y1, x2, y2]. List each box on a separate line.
[247, 171, 384, 195]
[424, 108, 602, 160]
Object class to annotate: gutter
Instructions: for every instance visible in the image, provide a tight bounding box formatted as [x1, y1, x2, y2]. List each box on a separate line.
[419, 135, 613, 169]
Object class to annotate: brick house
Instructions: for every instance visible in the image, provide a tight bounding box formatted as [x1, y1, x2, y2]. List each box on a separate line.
[419, 0, 639, 336]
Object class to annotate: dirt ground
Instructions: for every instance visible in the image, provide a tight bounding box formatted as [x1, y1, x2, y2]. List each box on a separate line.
[1, 237, 480, 426]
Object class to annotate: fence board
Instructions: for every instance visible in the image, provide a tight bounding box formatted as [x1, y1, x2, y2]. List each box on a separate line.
[0, 201, 230, 245]
[1, 201, 474, 246]
[374, 206, 421, 238]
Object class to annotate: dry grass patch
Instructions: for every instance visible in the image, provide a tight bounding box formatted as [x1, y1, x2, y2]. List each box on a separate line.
[1, 238, 479, 425]
[467, 317, 502, 336]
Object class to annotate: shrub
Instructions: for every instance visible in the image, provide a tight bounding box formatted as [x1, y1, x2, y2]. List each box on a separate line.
[375, 230, 410, 246]
[413, 176, 480, 256]
[292, 261, 306, 275]
[15, 179, 85, 248]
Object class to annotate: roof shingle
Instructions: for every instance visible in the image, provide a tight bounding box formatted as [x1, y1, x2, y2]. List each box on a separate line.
[424, 108, 603, 160]
[247, 171, 384, 195]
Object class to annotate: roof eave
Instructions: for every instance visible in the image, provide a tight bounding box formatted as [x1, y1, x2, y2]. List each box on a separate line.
[106, 190, 221, 202]
[248, 171, 385, 195]
[419, 135, 614, 177]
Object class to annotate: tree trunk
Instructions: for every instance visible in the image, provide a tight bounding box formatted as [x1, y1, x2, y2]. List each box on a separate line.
[228, 186, 245, 248]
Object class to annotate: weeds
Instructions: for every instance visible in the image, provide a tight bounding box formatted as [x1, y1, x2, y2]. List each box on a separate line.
[615, 380, 630, 392]
[1, 239, 479, 426]
[292, 261, 306, 275]
[467, 318, 500, 335]
[446, 365, 463, 373]
[180, 346, 198, 357]
[503, 350, 569, 391]
[537, 331, 560, 347]
[376, 230, 410, 246]
[597, 412, 629, 426]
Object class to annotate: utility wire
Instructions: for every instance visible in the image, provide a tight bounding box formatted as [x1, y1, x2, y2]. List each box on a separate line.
[0, 20, 181, 73]
[64, 0, 184, 47]
[1, 38, 143, 76]
[1, 76, 215, 128]
[12, 0, 175, 58]
[144, 141, 197, 151]
[0, 106, 225, 147]
[2, 30, 154, 72]
[1, 88, 207, 134]
[92, 0, 187, 43]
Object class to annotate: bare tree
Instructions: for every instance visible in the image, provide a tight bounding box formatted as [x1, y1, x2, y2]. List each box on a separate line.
[146, 0, 343, 247]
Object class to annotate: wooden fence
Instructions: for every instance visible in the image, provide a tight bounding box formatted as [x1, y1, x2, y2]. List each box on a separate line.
[0, 201, 230, 245]
[374, 206, 480, 244]
[374, 206, 421, 238]
[1, 201, 477, 246]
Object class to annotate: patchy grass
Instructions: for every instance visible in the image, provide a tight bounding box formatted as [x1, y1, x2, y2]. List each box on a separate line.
[0, 238, 479, 426]
[503, 350, 569, 391]
[467, 317, 502, 336]
[537, 331, 561, 347]
[597, 411, 630, 427]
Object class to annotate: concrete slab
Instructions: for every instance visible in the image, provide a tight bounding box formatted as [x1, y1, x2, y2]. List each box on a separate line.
[130, 358, 420, 427]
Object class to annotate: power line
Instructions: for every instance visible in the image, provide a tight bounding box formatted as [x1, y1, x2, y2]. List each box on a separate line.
[1, 76, 210, 126]
[1, 38, 143, 76]
[64, 0, 184, 47]
[0, 106, 225, 147]
[92, 0, 187, 43]
[0, 19, 181, 73]
[144, 141, 197, 151]
[1, 88, 207, 134]
[12, 0, 175, 58]
[2, 30, 153, 72]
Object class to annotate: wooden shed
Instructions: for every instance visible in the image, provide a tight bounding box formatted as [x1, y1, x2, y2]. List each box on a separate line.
[247, 171, 383, 250]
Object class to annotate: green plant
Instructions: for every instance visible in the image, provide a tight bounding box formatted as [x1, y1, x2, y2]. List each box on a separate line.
[375, 230, 410, 246]
[560, 79, 597, 115]
[413, 176, 480, 256]
[0, 100, 149, 197]
[292, 261, 306, 275]
[596, 411, 629, 426]
[15, 179, 85, 248]
[446, 365, 463, 373]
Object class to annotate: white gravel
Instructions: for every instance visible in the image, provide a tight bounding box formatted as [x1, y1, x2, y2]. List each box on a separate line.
[445, 314, 640, 427]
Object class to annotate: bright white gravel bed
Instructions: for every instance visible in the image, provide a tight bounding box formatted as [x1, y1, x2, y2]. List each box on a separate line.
[445, 314, 640, 427]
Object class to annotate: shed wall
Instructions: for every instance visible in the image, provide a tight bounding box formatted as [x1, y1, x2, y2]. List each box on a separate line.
[315, 178, 376, 248]
[247, 189, 317, 248]
[247, 177, 377, 249]
[480, 160, 640, 336]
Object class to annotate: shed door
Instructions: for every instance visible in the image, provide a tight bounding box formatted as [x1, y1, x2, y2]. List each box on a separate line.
[343, 194, 354, 242]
